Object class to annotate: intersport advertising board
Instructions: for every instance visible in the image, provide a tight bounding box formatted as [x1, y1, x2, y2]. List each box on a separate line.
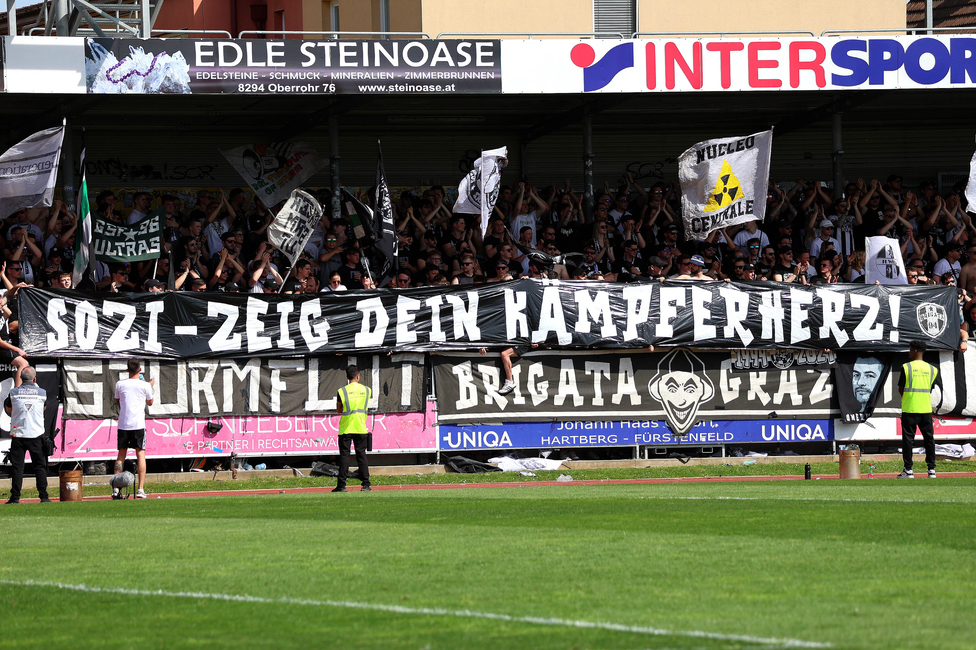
[501, 36, 976, 93]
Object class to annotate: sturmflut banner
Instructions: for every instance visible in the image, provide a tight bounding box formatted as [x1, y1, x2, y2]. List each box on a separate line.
[18, 280, 960, 360]
[679, 130, 773, 240]
[92, 213, 162, 262]
[61, 354, 425, 419]
[86, 38, 502, 95]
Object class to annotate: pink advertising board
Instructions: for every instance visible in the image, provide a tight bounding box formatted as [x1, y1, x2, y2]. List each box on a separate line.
[52, 403, 437, 461]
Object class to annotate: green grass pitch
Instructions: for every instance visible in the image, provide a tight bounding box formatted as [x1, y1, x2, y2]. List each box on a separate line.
[2, 479, 974, 649]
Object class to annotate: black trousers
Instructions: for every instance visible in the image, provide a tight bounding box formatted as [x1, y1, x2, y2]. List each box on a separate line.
[9, 436, 48, 501]
[902, 413, 936, 471]
[337, 434, 370, 488]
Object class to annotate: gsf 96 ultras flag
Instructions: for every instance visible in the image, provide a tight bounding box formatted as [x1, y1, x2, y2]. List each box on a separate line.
[679, 130, 773, 241]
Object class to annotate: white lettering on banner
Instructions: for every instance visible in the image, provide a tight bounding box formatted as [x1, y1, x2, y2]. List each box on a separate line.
[76, 301, 99, 350]
[526, 362, 549, 406]
[719, 287, 752, 346]
[270, 359, 303, 413]
[441, 429, 514, 449]
[554, 359, 584, 407]
[574, 289, 617, 338]
[145, 301, 164, 353]
[446, 293, 481, 341]
[585, 361, 612, 406]
[452, 361, 478, 410]
[761, 423, 826, 442]
[510, 365, 526, 405]
[622, 285, 654, 340]
[299, 299, 330, 351]
[817, 288, 849, 347]
[691, 286, 717, 340]
[426, 295, 447, 343]
[809, 369, 832, 404]
[46, 298, 68, 351]
[64, 360, 103, 417]
[611, 357, 641, 405]
[276, 302, 295, 349]
[220, 359, 260, 413]
[540, 434, 619, 446]
[304, 358, 337, 411]
[208, 302, 242, 352]
[759, 290, 786, 342]
[719, 359, 741, 401]
[149, 360, 188, 415]
[356, 297, 390, 347]
[188, 360, 219, 413]
[503, 290, 529, 339]
[747, 372, 771, 406]
[532, 287, 571, 344]
[655, 286, 684, 338]
[477, 364, 508, 408]
[246, 298, 272, 353]
[789, 288, 812, 345]
[396, 296, 421, 345]
[772, 370, 801, 406]
[850, 294, 884, 341]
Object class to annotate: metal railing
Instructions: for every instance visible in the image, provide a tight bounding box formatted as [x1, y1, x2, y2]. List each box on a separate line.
[437, 31, 626, 39]
[151, 29, 233, 38]
[822, 26, 976, 36]
[238, 30, 431, 39]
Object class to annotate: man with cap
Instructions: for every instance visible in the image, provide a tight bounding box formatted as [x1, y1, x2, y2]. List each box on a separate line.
[809, 220, 840, 260]
[4, 366, 50, 503]
[933, 243, 963, 285]
[771, 246, 805, 283]
[897, 340, 942, 478]
[673, 255, 710, 280]
[613, 240, 645, 282]
[334, 364, 372, 493]
[646, 255, 669, 281]
[143, 279, 165, 293]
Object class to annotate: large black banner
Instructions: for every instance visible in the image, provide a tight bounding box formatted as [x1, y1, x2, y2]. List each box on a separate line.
[433, 349, 904, 435]
[18, 281, 960, 360]
[85, 38, 501, 95]
[61, 353, 425, 419]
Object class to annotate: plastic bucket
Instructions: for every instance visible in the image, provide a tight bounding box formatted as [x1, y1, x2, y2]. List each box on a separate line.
[59, 469, 83, 502]
[839, 449, 861, 479]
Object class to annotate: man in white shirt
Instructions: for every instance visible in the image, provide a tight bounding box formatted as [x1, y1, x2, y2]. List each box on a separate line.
[732, 219, 769, 251]
[809, 220, 841, 260]
[114, 359, 155, 498]
[126, 192, 152, 225]
[933, 243, 963, 284]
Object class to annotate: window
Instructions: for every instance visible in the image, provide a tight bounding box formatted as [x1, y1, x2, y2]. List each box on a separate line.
[274, 9, 285, 35]
[330, 2, 340, 38]
[593, 0, 635, 36]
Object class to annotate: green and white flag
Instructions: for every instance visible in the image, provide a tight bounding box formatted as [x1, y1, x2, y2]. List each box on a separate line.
[93, 208, 163, 262]
[72, 150, 94, 288]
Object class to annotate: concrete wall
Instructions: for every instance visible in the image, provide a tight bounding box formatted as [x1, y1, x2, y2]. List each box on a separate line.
[420, 0, 594, 39]
[636, 0, 905, 36]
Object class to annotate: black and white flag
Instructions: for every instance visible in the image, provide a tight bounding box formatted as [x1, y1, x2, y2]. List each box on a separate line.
[268, 189, 322, 268]
[0, 123, 65, 218]
[965, 143, 976, 214]
[865, 236, 907, 285]
[679, 130, 773, 241]
[454, 146, 507, 239]
[220, 141, 324, 207]
[93, 209, 163, 262]
[373, 141, 398, 280]
[834, 352, 895, 423]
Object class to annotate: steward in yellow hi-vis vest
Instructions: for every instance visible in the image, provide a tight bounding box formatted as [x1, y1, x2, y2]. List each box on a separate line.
[897, 340, 942, 479]
[333, 365, 372, 493]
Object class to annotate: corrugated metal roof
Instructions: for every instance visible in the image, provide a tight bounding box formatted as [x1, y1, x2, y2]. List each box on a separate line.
[907, 0, 976, 29]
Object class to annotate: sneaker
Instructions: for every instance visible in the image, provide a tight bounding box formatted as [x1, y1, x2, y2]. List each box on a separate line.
[39, 497, 52, 503]
[897, 470, 914, 479]
[928, 469, 937, 479]
[135, 489, 147, 499]
[498, 380, 516, 395]
[112, 487, 120, 498]
[360, 486, 372, 492]
[5, 498, 19, 504]
[332, 487, 347, 493]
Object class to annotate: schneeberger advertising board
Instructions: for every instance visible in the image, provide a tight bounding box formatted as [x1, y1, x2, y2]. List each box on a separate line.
[85, 38, 501, 95]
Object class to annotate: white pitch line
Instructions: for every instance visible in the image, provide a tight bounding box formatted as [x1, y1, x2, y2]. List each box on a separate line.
[0, 579, 830, 649]
[637, 496, 973, 504]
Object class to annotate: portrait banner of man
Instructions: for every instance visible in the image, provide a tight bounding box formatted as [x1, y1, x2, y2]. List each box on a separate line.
[834, 353, 895, 423]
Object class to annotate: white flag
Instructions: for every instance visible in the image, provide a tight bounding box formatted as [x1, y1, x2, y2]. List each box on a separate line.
[0, 124, 65, 219]
[865, 236, 908, 285]
[965, 146, 976, 213]
[268, 189, 322, 268]
[221, 142, 325, 208]
[678, 130, 773, 241]
[454, 146, 507, 239]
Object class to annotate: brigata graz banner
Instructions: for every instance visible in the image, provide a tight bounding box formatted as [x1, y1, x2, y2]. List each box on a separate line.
[18, 280, 959, 359]
[86, 38, 501, 95]
[61, 353, 425, 419]
[433, 350, 903, 435]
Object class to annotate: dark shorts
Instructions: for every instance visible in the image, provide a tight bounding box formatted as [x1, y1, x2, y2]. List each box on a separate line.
[0, 348, 19, 364]
[118, 428, 147, 450]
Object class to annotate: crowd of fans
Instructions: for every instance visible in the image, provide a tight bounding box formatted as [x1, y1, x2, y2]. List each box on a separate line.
[2, 172, 974, 328]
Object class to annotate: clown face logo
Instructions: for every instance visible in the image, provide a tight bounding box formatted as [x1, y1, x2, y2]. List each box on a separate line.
[647, 348, 715, 436]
